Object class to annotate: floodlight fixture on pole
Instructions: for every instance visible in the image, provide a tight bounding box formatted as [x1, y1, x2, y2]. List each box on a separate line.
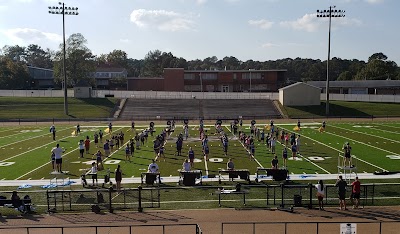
[48, 2, 79, 115]
[316, 6, 345, 117]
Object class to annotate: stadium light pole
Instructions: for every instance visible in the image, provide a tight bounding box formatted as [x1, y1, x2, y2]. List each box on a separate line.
[317, 6, 345, 117]
[48, 2, 79, 115]
[199, 72, 203, 92]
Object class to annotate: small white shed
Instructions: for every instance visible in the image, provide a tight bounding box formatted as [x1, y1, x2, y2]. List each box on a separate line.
[279, 82, 321, 106]
[74, 80, 92, 98]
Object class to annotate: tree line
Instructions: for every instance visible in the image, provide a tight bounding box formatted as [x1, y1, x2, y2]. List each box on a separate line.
[0, 33, 399, 89]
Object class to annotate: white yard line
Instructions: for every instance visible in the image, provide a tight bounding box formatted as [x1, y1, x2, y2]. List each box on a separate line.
[224, 126, 264, 168]
[15, 127, 125, 180]
[330, 125, 400, 143]
[2, 134, 74, 162]
[280, 126, 387, 172]
[276, 141, 331, 174]
[0, 130, 39, 139]
[0, 127, 70, 148]
[325, 131, 400, 156]
[373, 123, 400, 130]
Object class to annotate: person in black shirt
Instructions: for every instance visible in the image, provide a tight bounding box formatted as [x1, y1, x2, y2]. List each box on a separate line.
[271, 156, 278, 169]
[335, 175, 347, 210]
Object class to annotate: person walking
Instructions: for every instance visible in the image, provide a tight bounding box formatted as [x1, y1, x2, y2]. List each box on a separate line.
[315, 180, 325, 210]
[335, 175, 348, 210]
[115, 165, 122, 191]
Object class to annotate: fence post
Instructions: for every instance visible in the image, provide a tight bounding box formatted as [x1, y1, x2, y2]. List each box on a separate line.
[138, 186, 143, 212]
[109, 187, 113, 213]
[308, 183, 313, 209]
[281, 183, 284, 208]
[372, 184, 375, 205]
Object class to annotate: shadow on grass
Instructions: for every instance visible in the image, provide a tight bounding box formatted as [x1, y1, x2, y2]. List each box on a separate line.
[286, 102, 370, 118]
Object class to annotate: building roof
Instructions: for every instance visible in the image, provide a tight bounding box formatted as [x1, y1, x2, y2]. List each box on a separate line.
[183, 69, 287, 73]
[75, 79, 92, 87]
[279, 82, 321, 91]
[307, 80, 400, 88]
[27, 65, 54, 72]
[96, 67, 127, 73]
[127, 77, 164, 80]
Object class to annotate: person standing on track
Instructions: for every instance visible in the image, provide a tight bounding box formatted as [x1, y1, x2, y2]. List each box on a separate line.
[335, 175, 348, 210]
[115, 165, 122, 191]
[295, 135, 301, 154]
[315, 180, 325, 210]
[350, 177, 361, 209]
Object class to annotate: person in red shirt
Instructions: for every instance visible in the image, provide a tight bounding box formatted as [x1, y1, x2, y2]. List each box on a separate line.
[350, 177, 361, 209]
[84, 136, 91, 154]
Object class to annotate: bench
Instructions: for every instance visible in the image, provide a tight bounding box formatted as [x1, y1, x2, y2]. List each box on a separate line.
[0, 199, 33, 215]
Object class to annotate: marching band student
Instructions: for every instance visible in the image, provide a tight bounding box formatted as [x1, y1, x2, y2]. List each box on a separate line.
[182, 159, 191, 171]
[50, 125, 56, 141]
[51, 143, 65, 173]
[270, 137, 277, 154]
[282, 146, 288, 168]
[99, 130, 103, 143]
[158, 145, 165, 162]
[76, 124, 81, 135]
[78, 139, 85, 158]
[125, 144, 131, 162]
[227, 158, 235, 170]
[84, 136, 90, 154]
[90, 162, 98, 186]
[148, 159, 159, 173]
[295, 135, 301, 154]
[176, 134, 183, 156]
[94, 132, 99, 148]
[94, 150, 103, 170]
[115, 165, 122, 191]
[108, 122, 113, 133]
[271, 155, 279, 169]
[110, 136, 115, 152]
[188, 147, 195, 168]
[291, 143, 297, 159]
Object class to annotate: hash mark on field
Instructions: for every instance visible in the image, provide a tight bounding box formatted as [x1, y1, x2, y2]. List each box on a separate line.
[1, 178, 4, 180]
[41, 177, 44, 180]
[27, 178, 31, 180]
[315, 172, 319, 174]
[363, 171, 368, 173]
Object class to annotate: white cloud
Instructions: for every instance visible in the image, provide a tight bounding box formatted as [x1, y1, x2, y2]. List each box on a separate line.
[2, 28, 62, 45]
[365, 0, 384, 4]
[196, 0, 207, 5]
[280, 13, 362, 32]
[119, 39, 130, 43]
[130, 9, 195, 32]
[248, 19, 274, 30]
[280, 13, 320, 32]
[261, 42, 280, 48]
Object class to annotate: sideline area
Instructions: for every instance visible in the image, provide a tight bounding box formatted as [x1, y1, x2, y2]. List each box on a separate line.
[0, 207, 400, 233]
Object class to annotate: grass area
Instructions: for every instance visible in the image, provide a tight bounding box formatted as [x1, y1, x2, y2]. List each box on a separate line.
[0, 97, 118, 119]
[280, 101, 400, 118]
[0, 121, 400, 180]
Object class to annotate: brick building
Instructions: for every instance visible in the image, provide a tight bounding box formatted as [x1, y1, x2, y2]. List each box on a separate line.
[127, 68, 287, 92]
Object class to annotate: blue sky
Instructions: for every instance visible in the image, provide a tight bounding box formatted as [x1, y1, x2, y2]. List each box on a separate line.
[0, 0, 399, 64]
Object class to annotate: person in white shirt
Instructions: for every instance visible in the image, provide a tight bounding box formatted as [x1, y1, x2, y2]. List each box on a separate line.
[182, 159, 191, 171]
[295, 135, 301, 153]
[315, 180, 325, 210]
[90, 162, 98, 186]
[148, 159, 159, 173]
[78, 140, 85, 158]
[51, 144, 65, 172]
[270, 137, 277, 154]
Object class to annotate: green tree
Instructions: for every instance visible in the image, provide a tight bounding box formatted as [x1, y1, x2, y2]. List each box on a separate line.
[355, 53, 398, 80]
[25, 44, 53, 69]
[0, 57, 30, 89]
[2, 45, 26, 63]
[54, 33, 96, 87]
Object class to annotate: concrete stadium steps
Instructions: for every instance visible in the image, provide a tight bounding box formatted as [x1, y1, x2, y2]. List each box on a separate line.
[201, 99, 280, 119]
[119, 98, 281, 120]
[120, 99, 200, 120]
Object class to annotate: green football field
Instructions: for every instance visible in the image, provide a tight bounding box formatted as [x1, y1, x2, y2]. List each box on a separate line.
[0, 121, 399, 180]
